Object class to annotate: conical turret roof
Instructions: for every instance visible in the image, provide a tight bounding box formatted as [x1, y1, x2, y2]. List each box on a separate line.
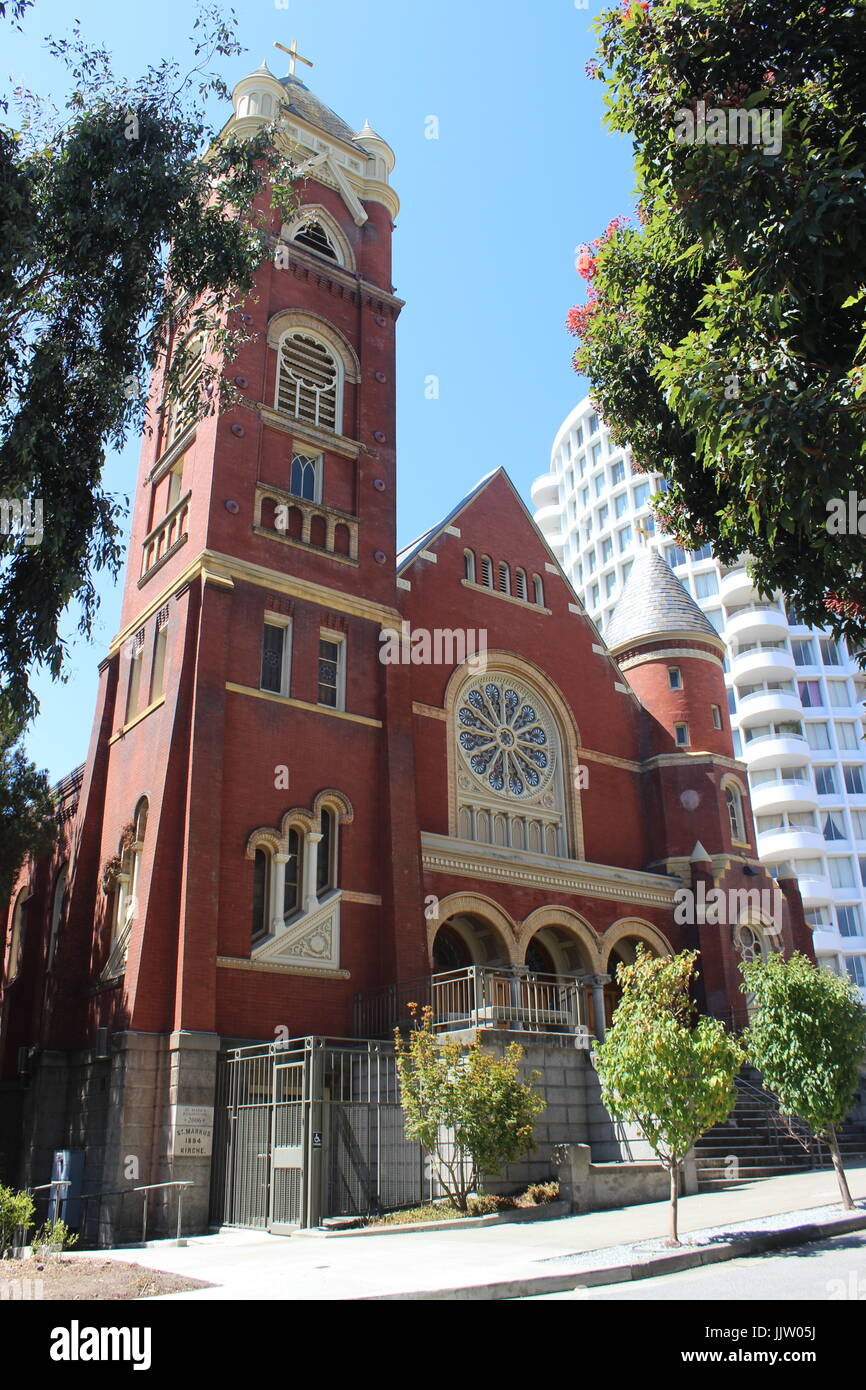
[604, 546, 721, 653]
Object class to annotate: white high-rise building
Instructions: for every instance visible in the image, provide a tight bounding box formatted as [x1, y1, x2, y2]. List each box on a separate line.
[532, 396, 866, 998]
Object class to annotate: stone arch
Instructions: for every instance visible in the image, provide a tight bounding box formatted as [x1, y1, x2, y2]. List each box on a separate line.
[312, 788, 354, 830]
[442, 651, 585, 860]
[281, 206, 356, 272]
[601, 916, 674, 970]
[427, 892, 518, 967]
[517, 906, 599, 973]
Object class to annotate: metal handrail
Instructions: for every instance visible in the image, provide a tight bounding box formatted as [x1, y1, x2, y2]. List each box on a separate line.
[355, 965, 589, 1038]
[75, 1180, 195, 1247]
[735, 1076, 818, 1157]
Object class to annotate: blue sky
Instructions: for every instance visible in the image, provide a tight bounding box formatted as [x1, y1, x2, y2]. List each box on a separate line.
[7, 0, 637, 779]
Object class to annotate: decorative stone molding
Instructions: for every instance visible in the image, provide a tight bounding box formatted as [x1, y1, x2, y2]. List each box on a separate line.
[251, 892, 342, 971]
[421, 832, 679, 910]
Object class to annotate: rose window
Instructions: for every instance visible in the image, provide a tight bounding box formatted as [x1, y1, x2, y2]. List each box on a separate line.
[457, 680, 555, 798]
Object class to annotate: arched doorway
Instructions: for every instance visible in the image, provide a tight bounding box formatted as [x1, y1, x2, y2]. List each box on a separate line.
[431, 911, 511, 970]
[601, 923, 673, 1030]
[432, 923, 473, 972]
[520, 916, 597, 1035]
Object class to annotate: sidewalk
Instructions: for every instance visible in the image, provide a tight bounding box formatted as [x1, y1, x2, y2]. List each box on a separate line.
[69, 1163, 866, 1301]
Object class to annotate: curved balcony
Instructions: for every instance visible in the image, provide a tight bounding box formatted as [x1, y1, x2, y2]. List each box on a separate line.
[741, 733, 811, 771]
[735, 690, 802, 727]
[730, 647, 795, 685]
[725, 606, 789, 645]
[531, 472, 560, 510]
[756, 828, 825, 862]
[534, 502, 563, 537]
[749, 779, 818, 816]
[795, 874, 833, 906]
[719, 566, 756, 606]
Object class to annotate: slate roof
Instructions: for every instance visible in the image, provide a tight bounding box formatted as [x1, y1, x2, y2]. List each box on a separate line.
[277, 73, 370, 153]
[604, 546, 721, 652]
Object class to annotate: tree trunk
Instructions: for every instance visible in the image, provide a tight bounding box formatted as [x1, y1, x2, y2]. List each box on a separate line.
[668, 1162, 680, 1245]
[827, 1124, 855, 1211]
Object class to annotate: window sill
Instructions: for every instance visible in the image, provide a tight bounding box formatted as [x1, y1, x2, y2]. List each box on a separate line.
[109, 695, 166, 744]
[146, 427, 197, 486]
[258, 405, 361, 459]
[226, 682, 382, 728]
[460, 579, 551, 614]
[138, 532, 188, 588]
[252, 524, 358, 567]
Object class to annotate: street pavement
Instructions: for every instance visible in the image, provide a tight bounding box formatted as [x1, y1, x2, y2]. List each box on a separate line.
[61, 1162, 866, 1301]
[523, 1229, 866, 1301]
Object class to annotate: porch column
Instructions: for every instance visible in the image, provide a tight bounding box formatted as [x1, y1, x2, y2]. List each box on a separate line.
[589, 973, 610, 1042]
[271, 853, 289, 932]
[303, 833, 323, 914]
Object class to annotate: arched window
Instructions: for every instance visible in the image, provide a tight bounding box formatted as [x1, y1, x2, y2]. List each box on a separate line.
[317, 809, 335, 895]
[498, 562, 511, 596]
[276, 331, 341, 431]
[6, 888, 27, 982]
[48, 864, 68, 970]
[532, 574, 544, 606]
[252, 849, 269, 942]
[725, 784, 746, 842]
[284, 828, 302, 918]
[463, 550, 476, 583]
[113, 798, 148, 948]
[166, 331, 206, 445]
[515, 568, 528, 602]
[480, 555, 493, 589]
[293, 220, 338, 261]
[290, 451, 321, 502]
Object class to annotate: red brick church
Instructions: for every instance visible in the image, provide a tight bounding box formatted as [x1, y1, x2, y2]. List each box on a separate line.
[0, 57, 812, 1233]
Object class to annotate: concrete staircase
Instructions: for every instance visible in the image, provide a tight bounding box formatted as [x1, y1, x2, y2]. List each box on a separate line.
[693, 1069, 866, 1191]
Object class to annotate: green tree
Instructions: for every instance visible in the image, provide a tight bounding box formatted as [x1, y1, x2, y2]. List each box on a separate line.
[394, 1006, 546, 1212]
[571, 0, 866, 648]
[595, 948, 744, 1244]
[742, 951, 866, 1210]
[0, 711, 56, 905]
[0, 3, 298, 724]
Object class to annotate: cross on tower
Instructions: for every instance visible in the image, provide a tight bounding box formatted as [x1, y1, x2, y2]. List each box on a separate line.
[635, 518, 655, 546]
[274, 39, 314, 79]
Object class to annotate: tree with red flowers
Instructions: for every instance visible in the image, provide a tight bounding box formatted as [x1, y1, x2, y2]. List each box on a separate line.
[571, 0, 866, 650]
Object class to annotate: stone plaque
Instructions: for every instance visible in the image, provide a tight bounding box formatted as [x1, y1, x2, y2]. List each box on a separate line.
[170, 1104, 214, 1158]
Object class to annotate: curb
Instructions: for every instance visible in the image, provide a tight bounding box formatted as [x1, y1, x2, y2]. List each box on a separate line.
[357, 1209, 866, 1300]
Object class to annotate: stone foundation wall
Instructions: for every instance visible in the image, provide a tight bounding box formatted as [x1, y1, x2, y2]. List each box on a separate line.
[7, 1029, 220, 1245]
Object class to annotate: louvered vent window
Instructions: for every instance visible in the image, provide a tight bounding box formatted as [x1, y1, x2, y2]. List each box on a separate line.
[277, 333, 339, 430]
[293, 221, 338, 261]
[168, 333, 206, 445]
[515, 569, 528, 601]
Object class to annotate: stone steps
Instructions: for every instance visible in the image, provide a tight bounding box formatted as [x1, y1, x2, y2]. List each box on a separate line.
[694, 1071, 866, 1190]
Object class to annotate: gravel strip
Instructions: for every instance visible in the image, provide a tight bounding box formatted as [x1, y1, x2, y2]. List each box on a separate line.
[536, 1198, 866, 1271]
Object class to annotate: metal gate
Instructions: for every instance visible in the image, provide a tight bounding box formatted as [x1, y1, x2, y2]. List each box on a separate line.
[270, 1060, 305, 1233]
[210, 1037, 434, 1232]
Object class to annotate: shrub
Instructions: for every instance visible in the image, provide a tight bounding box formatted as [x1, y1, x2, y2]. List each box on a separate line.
[523, 1181, 559, 1205]
[0, 1184, 35, 1255]
[466, 1193, 518, 1216]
